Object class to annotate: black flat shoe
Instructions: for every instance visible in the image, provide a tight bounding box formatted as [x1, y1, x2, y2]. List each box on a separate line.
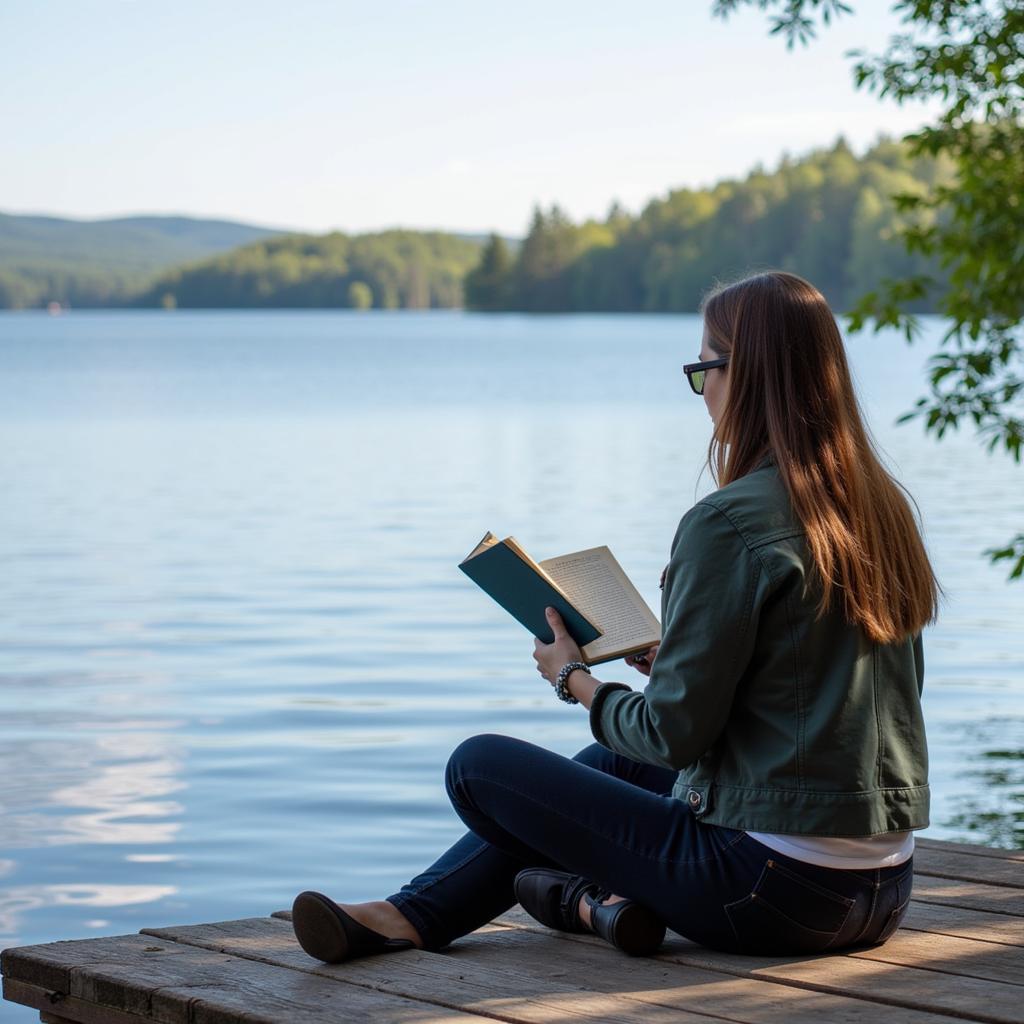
[514, 868, 666, 956]
[291, 891, 416, 963]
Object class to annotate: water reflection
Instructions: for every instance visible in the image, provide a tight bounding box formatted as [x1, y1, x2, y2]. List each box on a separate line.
[1, 735, 183, 848]
[0, 884, 177, 937]
[0, 727, 184, 945]
[946, 743, 1024, 849]
[49, 740, 184, 846]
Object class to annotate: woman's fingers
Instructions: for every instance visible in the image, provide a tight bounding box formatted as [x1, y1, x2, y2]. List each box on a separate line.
[626, 645, 659, 676]
[545, 607, 568, 639]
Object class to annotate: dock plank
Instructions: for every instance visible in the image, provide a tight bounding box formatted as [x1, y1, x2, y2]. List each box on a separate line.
[145, 918, 744, 1024]
[3, 838, 1022, 1024]
[916, 839, 1024, 863]
[6, 978, 153, 1024]
[911, 875, 1024, 917]
[901, 901, 1024, 947]
[2, 932, 487, 1024]
[848, 927, 1024, 987]
[496, 909, 1024, 1024]
[914, 848, 1024, 889]
[145, 916, 981, 1024]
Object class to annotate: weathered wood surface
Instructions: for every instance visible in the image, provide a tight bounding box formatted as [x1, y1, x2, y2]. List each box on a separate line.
[2, 837, 1022, 1024]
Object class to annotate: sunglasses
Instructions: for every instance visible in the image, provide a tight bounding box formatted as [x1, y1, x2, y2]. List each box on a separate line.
[682, 357, 729, 395]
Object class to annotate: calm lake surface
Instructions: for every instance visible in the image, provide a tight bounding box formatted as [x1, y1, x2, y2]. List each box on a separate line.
[1, 311, 1022, 1019]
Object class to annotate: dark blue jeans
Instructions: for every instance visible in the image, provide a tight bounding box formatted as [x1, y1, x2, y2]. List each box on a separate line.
[387, 734, 914, 954]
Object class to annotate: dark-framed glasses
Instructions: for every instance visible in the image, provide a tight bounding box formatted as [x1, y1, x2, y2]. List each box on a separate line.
[682, 357, 729, 395]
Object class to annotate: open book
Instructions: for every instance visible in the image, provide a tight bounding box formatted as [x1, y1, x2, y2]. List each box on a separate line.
[459, 532, 661, 665]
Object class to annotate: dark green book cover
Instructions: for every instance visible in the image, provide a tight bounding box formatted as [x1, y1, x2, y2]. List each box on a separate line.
[459, 536, 602, 647]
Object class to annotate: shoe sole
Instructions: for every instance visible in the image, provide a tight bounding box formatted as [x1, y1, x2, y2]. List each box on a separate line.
[292, 891, 350, 963]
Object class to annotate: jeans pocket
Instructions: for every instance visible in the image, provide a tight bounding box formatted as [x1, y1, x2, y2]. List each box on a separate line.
[724, 858, 856, 955]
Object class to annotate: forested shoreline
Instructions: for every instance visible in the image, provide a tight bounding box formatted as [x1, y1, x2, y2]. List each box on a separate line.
[1, 135, 955, 313]
[465, 136, 954, 314]
[138, 231, 483, 311]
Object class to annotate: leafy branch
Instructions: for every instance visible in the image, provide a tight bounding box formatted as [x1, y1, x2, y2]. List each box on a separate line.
[714, 0, 1024, 580]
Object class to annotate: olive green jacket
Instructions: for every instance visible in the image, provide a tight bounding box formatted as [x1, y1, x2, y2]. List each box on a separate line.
[589, 462, 930, 836]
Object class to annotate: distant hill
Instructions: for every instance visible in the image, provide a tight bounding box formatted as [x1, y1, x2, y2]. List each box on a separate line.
[136, 230, 484, 310]
[0, 212, 283, 308]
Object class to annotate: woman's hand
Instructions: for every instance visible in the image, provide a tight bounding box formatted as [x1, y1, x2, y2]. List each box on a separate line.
[533, 607, 605, 710]
[532, 607, 584, 685]
[625, 644, 659, 677]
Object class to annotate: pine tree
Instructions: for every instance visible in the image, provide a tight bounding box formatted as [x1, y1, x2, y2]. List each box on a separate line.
[464, 233, 513, 311]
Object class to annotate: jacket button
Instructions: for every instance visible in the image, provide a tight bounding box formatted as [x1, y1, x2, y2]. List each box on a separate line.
[687, 790, 702, 810]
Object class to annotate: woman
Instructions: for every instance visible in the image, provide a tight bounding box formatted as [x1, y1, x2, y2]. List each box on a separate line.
[291, 270, 938, 962]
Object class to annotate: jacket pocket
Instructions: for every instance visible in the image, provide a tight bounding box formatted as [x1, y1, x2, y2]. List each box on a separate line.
[724, 858, 855, 955]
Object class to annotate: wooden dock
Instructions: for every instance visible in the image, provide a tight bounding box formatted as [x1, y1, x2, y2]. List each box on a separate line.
[3, 837, 1022, 1024]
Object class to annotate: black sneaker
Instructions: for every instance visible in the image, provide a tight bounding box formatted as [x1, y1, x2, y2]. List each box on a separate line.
[514, 868, 666, 956]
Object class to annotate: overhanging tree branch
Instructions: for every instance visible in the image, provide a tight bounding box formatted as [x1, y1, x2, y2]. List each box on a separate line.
[713, 0, 1024, 580]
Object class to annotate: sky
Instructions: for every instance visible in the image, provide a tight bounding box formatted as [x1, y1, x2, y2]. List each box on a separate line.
[1, 0, 942, 236]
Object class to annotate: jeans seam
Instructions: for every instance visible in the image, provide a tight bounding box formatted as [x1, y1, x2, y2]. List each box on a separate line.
[455, 771, 746, 867]
[399, 838, 494, 898]
[850, 878, 879, 945]
[386, 837, 499, 949]
[822, 899, 857, 950]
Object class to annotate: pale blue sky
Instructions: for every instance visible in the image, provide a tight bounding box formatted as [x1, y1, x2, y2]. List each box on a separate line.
[1, 1, 940, 235]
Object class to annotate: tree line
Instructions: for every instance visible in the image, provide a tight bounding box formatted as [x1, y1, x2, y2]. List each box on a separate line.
[136, 230, 482, 310]
[0, 266, 140, 310]
[0, 134, 955, 313]
[465, 135, 955, 314]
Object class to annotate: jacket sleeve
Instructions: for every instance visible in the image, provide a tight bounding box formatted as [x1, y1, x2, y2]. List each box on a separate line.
[589, 501, 763, 770]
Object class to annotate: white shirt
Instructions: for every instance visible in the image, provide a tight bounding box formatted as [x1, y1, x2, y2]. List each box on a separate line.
[744, 830, 914, 869]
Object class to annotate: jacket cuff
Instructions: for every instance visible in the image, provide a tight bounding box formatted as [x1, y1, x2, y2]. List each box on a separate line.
[588, 681, 632, 746]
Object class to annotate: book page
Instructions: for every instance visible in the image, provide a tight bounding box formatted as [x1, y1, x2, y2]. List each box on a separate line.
[540, 546, 660, 661]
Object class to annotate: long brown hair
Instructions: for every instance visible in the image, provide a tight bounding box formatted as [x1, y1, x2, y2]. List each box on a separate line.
[699, 270, 940, 644]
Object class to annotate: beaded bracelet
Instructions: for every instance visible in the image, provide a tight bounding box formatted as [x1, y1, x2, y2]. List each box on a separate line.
[554, 661, 590, 704]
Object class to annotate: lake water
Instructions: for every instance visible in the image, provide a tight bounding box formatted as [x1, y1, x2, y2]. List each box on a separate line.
[1, 311, 1022, 1021]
